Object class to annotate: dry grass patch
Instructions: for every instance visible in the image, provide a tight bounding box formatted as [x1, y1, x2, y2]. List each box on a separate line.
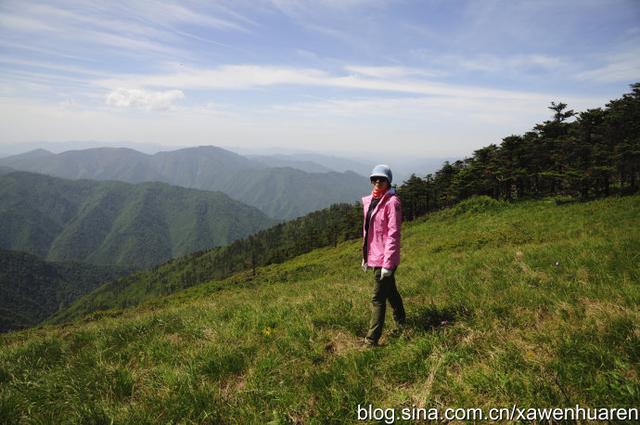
[322, 329, 362, 356]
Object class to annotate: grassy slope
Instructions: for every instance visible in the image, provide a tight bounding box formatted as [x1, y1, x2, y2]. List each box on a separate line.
[0, 196, 638, 424]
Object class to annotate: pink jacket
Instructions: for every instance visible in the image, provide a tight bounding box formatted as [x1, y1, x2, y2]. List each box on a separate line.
[362, 188, 402, 269]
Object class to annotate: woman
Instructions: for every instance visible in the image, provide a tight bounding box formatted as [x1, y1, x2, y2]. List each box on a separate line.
[361, 164, 406, 346]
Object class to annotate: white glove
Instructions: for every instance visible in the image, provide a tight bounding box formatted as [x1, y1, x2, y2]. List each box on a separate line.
[381, 268, 393, 278]
[361, 259, 368, 272]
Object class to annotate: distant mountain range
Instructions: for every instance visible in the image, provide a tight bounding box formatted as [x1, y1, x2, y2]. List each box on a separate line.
[0, 146, 369, 219]
[239, 150, 452, 184]
[0, 171, 274, 268]
[0, 249, 132, 332]
[245, 153, 372, 175]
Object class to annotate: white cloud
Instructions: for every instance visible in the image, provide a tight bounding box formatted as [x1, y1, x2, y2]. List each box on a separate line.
[105, 88, 184, 111]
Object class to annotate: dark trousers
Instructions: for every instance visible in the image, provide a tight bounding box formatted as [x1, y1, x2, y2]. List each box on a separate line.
[365, 267, 406, 343]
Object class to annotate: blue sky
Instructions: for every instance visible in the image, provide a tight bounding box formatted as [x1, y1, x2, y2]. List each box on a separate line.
[0, 0, 638, 157]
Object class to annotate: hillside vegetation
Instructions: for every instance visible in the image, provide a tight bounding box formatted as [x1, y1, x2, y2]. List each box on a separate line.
[1, 195, 638, 423]
[0, 250, 132, 332]
[0, 171, 274, 268]
[50, 202, 363, 324]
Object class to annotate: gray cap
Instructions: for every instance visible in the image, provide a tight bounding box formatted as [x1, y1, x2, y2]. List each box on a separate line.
[370, 164, 392, 184]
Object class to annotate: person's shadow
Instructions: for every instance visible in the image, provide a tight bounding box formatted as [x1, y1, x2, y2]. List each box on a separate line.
[408, 303, 471, 331]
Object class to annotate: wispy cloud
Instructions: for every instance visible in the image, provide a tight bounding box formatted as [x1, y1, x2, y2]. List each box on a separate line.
[577, 49, 640, 83]
[270, 0, 380, 17]
[20, 3, 172, 40]
[94, 63, 556, 102]
[456, 54, 567, 73]
[89, 32, 186, 57]
[0, 1, 251, 60]
[0, 12, 56, 32]
[126, 1, 252, 33]
[344, 65, 443, 79]
[0, 39, 95, 61]
[0, 57, 107, 77]
[0, 68, 96, 93]
[96, 65, 326, 91]
[268, 0, 389, 49]
[0, 8, 185, 60]
[408, 51, 571, 78]
[267, 91, 603, 124]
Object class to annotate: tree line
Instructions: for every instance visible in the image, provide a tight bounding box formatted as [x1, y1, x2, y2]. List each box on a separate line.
[156, 202, 363, 292]
[398, 83, 640, 220]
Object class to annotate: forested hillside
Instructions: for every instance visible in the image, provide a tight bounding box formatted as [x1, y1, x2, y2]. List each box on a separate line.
[0, 172, 274, 268]
[0, 249, 132, 332]
[50, 202, 363, 323]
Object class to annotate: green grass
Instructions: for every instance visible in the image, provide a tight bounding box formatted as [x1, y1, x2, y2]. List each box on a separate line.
[1, 196, 638, 424]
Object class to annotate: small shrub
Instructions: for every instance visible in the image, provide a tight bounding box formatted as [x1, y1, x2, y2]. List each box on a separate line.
[450, 196, 508, 215]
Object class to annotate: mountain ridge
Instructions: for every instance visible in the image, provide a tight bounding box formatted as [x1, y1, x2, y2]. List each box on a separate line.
[0, 145, 367, 219]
